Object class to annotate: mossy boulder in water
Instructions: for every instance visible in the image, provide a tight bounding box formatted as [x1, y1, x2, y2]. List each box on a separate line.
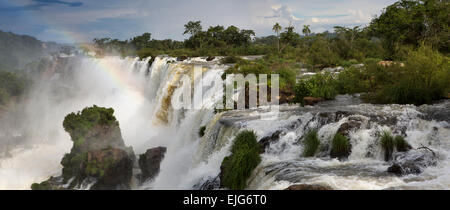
[31, 105, 134, 190]
[220, 130, 261, 190]
[330, 133, 351, 160]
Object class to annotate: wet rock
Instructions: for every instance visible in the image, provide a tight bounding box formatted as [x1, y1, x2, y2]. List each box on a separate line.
[177, 56, 188, 61]
[259, 130, 282, 153]
[87, 148, 134, 190]
[337, 120, 362, 137]
[138, 147, 167, 183]
[206, 56, 215, 61]
[285, 184, 333, 190]
[303, 97, 324, 106]
[387, 148, 438, 176]
[194, 176, 220, 190]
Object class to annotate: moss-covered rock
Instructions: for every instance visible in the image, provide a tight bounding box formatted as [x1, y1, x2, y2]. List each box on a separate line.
[330, 133, 351, 160]
[220, 131, 261, 190]
[302, 130, 320, 157]
[31, 105, 135, 190]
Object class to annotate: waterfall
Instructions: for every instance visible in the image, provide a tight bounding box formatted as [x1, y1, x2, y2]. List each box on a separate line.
[0, 55, 449, 190]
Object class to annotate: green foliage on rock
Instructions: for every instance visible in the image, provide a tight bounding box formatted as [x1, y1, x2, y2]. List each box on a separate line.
[220, 130, 261, 190]
[63, 105, 118, 145]
[302, 130, 320, 157]
[0, 71, 27, 105]
[330, 133, 351, 160]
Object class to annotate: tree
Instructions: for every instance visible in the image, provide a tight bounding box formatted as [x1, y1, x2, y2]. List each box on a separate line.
[369, 0, 449, 58]
[280, 25, 300, 52]
[183, 21, 202, 37]
[184, 21, 203, 49]
[130, 33, 151, 50]
[302, 25, 311, 36]
[272, 23, 282, 53]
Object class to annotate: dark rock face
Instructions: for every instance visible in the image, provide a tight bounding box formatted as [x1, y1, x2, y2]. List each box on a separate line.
[285, 184, 333, 190]
[86, 148, 134, 190]
[337, 120, 362, 138]
[206, 56, 215, 61]
[194, 176, 220, 190]
[138, 147, 167, 183]
[387, 148, 438, 175]
[259, 130, 283, 153]
[177, 56, 188, 61]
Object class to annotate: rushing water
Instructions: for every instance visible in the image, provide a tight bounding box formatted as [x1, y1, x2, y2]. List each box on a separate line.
[0, 55, 448, 190]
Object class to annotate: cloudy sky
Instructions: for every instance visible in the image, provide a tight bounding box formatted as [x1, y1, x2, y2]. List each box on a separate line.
[0, 0, 397, 43]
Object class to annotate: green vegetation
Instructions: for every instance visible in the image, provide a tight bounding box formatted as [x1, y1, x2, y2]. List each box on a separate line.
[330, 133, 351, 160]
[294, 72, 338, 104]
[302, 130, 320, 157]
[89, 0, 449, 106]
[380, 131, 395, 161]
[220, 130, 261, 190]
[0, 71, 28, 105]
[198, 125, 206, 137]
[31, 181, 54, 190]
[380, 131, 412, 161]
[369, 0, 449, 59]
[63, 105, 118, 144]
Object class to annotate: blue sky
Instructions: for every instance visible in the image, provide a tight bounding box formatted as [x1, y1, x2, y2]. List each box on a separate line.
[0, 0, 397, 43]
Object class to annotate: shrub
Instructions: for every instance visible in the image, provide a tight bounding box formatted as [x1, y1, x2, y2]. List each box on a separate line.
[294, 80, 312, 106]
[303, 130, 320, 157]
[336, 66, 370, 94]
[221, 55, 243, 64]
[367, 45, 449, 105]
[380, 131, 395, 161]
[330, 133, 351, 160]
[308, 73, 338, 100]
[220, 130, 261, 190]
[277, 67, 296, 89]
[198, 126, 206, 137]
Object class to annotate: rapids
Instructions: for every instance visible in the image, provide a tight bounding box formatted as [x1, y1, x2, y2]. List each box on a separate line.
[0, 55, 448, 190]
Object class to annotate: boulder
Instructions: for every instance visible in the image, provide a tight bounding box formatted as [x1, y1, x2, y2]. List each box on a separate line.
[303, 97, 324, 106]
[387, 148, 438, 176]
[206, 56, 215, 61]
[337, 118, 363, 138]
[86, 148, 134, 189]
[31, 106, 135, 190]
[258, 130, 282, 153]
[285, 184, 333, 190]
[138, 147, 167, 183]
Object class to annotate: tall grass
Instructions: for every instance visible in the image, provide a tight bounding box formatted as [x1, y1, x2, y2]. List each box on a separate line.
[330, 133, 351, 160]
[303, 130, 320, 157]
[220, 131, 261, 190]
